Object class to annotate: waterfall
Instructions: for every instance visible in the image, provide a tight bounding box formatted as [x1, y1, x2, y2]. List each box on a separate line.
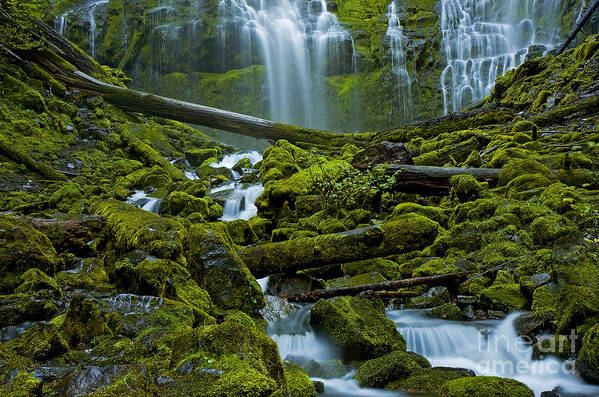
[209, 151, 264, 221]
[385, 0, 412, 125]
[216, 0, 357, 129]
[126, 190, 162, 213]
[391, 310, 599, 396]
[439, 0, 578, 114]
[55, 0, 108, 59]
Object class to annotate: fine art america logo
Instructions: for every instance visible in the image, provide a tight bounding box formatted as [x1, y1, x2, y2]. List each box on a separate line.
[476, 328, 577, 375]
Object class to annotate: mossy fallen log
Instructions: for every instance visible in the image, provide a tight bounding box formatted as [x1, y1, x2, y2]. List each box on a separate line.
[283, 272, 474, 302]
[0, 135, 67, 180]
[238, 215, 440, 278]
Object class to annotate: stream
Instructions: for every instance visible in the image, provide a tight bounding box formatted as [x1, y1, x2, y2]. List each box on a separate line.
[267, 301, 599, 397]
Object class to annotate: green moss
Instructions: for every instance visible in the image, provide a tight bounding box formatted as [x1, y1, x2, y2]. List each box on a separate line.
[480, 283, 527, 313]
[0, 215, 57, 291]
[451, 174, 482, 202]
[412, 258, 462, 278]
[310, 295, 406, 360]
[440, 376, 533, 397]
[431, 303, 465, 321]
[304, 359, 347, 379]
[56, 258, 112, 292]
[391, 203, 447, 225]
[318, 218, 347, 234]
[355, 350, 421, 388]
[15, 268, 60, 296]
[62, 294, 110, 346]
[91, 199, 186, 261]
[7, 323, 67, 360]
[578, 323, 599, 383]
[185, 148, 218, 167]
[0, 371, 41, 396]
[530, 214, 579, 245]
[163, 191, 222, 220]
[327, 272, 387, 288]
[188, 223, 265, 314]
[49, 182, 83, 212]
[341, 258, 402, 279]
[284, 362, 316, 397]
[387, 367, 474, 393]
[498, 159, 558, 186]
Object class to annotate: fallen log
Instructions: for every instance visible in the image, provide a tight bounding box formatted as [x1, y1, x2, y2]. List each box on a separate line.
[387, 164, 501, 194]
[238, 216, 440, 279]
[2, 213, 107, 254]
[283, 271, 474, 302]
[556, 0, 599, 55]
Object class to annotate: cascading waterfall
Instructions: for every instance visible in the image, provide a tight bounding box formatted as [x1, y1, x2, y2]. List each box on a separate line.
[209, 151, 264, 221]
[216, 0, 357, 129]
[440, 0, 580, 114]
[391, 310, 599, 396]
[385, 0, 412, 125]
[126, 190, 162, 213]
[55, 0, 109, 59]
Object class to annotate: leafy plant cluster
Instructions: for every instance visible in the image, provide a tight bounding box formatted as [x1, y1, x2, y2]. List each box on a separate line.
[309, 159, 396, 216]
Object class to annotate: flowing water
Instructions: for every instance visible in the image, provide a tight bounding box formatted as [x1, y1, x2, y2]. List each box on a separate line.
[267, 305, 599, 396]
[209, 151, 264, 221]
[217, 0, 357, 129]
[439, 0, 580, 113]
[385, 0, 412, 125]
[126, 190, 162, 214]
[55, 0, 109, 59]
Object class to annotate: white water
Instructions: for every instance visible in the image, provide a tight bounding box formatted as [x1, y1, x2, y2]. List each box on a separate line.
[217, 0, 357, 129]
[126, 190, 162, 213]
[257, 276, 270, 292]
[313, 371, 411, 397]
[209, 151, 264, 221]
[267, 304, 337, 363]
[55, 0, 108, 59]
[391, 310, 599, 396]
[440, 0, 580, 113]
[385, 0, 412, 125]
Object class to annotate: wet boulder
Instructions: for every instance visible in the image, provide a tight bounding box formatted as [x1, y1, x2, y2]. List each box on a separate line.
[185, 148, 218, 166]
[62, 294, 111, 346]
[7, 322, 68, 360]
[188, 224, 265, 314]
[480, 283, 527, 313]
[310, 294, 406, 361]
[284, 362, 317, 397]
[355, 350, 422, 388]
[350, 141, 413, 170]
[15, 268, 60, 297]
[163, 191, 223, 220]
[440, 376, 534, 397]
[56, 258, 112, 292]
[0, 292, 60, 328]
[303, 359, 347, 379]
[431, 303, 466, 321]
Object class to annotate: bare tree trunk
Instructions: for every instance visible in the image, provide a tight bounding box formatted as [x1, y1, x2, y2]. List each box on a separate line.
[283, 271, 474, 302]
[556, 0, 599, 55]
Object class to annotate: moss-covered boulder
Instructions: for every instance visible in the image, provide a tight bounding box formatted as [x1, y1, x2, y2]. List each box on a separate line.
[114, 257, 215, 324]
[440, 376, 534, 397]
[303, 359, 347, 379]
[480, 283, 527, 313]
[450, 174, 482, 202]
[498, 159, 558, 186]
[341, 258, 402, 280]
[185, 148, 218, 166]
[431, 303, 466, 321]
[284, 362, 317, 397]
[62, 294, 111, 346]
[0, 293, 59, 328]
[0, 371, 42, 396]
[391, 203, 447, 225]
[577, 323, 599, 383]
[0, 215, 57, 290]
[387, 367, 475, 393]
[14, 268, 60, 296]
[163, 191, 223, 220]
[225, 219, 258, 246]
[188, 224, 265, 314]
[7, 322, 68, 360]
[56, 258, 112, 292]
[355, 350, 422, 388]
[310, 295, 406, 360]
[91, 200, 186, 261]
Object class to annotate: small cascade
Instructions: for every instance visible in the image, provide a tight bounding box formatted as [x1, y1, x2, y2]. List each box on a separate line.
[439, 0, 580, 113]
[102, 294, 164, 314]
[126, 190, 162, 214]
[216, 0, 357, 129]
[256, 276, 270, 292]
[267, 304, 337, 363]
[209, 151, 264, 221]
[385, 0, 412, 125]
[54, 0, 109, 59]
[390, 310, 599, 396]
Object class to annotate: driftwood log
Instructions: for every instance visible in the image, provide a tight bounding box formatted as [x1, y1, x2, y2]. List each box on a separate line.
[283, 271, 474, 302]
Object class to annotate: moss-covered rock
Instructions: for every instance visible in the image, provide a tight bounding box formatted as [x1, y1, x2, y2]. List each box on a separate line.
[355, 350, 421, 388]
[303, 359, 347, 379]
[327, 272, 387, 288]
[387, 367, 475, 393]
[91, 200, 186, 261]
[498, 159, 557, 186]
[480, 283, 527, 313]
[0, 293, 59, 328]
[578, 323, 599, 383]
[284, 362, 316, 397]
[341, 258, 402, 280]
[440, 376, 533, 397]
[450, 174, 482, 202]
[7, 322, 68, 360]
[0, 215, 57, 290]
[62, 294, 111, 346]
[56, 258, 112, 292]
[431, 303, 466, 321]
[14, 268, 60, 296]
[310, 295, 406, 360]
[225, 219, 258, 246]
[391, 203, 447, 225]
[163, 191, 223, 220]
[188, 223, 265, 314]
[185, 148, 218, 167]
[0, 371, 42, 396]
